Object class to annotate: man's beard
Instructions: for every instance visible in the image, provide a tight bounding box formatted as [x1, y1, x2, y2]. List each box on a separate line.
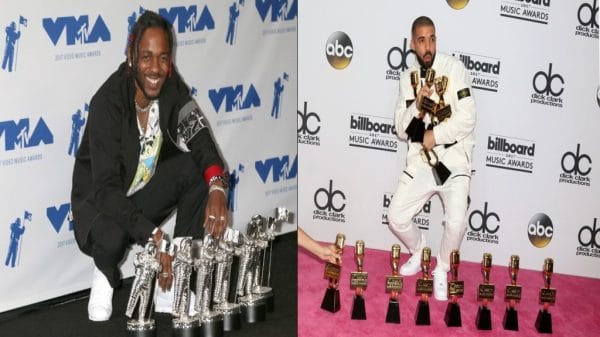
[417, 52, 435, 70]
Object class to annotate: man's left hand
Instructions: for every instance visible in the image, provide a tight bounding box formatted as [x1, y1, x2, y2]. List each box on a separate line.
[423, 129, 436, 150]
[204, 187, 228, 239]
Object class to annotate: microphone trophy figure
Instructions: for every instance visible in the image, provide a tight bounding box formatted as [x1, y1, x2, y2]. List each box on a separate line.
[194, 235, 224, 337]
[320, 233, 346, 312]
[385, 244, 403, 324]
[236, 218, 266, 323]
[444, 250, 464, 327]
[171, 237, 200, 337]
[213, 228, 242, 331]
[350, 240, 368, 320]
[536, 258, 556, 333]
[503, 255, 522, 331]
[476, 253, 494, 330]
[125, 241, 161, 337]
[415, 247, 433, 325]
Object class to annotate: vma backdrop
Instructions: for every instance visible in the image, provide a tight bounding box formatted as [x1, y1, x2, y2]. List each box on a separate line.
[299, 1, 600, 278]
[0, 0, 297, 313]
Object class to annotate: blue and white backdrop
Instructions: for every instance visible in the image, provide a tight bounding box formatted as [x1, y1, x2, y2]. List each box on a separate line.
[299, 1, 599, 278]
[0, 0, 297, 312]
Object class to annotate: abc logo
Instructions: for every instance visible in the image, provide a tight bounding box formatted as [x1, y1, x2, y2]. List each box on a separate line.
[325, 31, 353, 70]
[527, 213, 554, 248]
[446, 0, 470, 10]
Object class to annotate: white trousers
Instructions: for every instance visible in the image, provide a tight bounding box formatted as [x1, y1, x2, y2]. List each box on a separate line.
[387, 166, 470, 272]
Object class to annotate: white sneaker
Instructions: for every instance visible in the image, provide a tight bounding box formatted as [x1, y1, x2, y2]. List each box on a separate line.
[88, 267, 113, 321]
[400, 250, 423, 276]
[432, 268, 448, 301]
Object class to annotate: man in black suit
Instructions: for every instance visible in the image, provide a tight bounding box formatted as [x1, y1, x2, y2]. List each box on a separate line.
[71, 11, 228, 321]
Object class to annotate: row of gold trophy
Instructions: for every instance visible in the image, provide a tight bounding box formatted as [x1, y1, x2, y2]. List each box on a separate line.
[321, 234, 556, 333]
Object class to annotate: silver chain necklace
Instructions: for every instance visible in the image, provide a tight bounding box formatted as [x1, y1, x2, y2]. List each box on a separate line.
[135, 99, 154, 113]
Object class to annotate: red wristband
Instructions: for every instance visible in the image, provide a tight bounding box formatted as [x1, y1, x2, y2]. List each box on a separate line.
[204, 165, 224, 185]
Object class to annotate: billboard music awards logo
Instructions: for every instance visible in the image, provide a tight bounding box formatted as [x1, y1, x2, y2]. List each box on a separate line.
[68, 103, 88, 157]
[486, 134, 536, 173]
[326, 31, 353, 70]
[158, 4, 215, 46]
[559, 143, 592, 187]
[385, 38, 414, 81]
[4, 210, 31, 268]
[499, 0, 551, 25]
[255, 154, 297, 197]
[528, 213, 554, 248]
[47, 203, 76, 248]
[313, 180, 346, 223]
[576, 218, 600, 258]
[2, 15, 27, 73]
[575, 0, 599, 39]
[381, 193, 431, 231]
[467, 201, 500, 245]
[297, 101, 321, 146]
[270, 72, 289, 119]
[453, 51, 501, 92]
[43, 13, 110, 61]
[228, 164, 245, 212]
[348, 113, 398, 152]
[0, 117, 54, 167]
[209, 82, 260, 126]
[530, 63, 564, 108]
[256, 0, 297, 35]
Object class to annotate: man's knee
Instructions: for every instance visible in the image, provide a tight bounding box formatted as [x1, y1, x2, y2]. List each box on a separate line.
[387, 209, 412, 232]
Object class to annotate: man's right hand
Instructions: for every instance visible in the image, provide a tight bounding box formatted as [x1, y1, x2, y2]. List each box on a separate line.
[152, 229, 174, 292]
[416, 85, 433, 119]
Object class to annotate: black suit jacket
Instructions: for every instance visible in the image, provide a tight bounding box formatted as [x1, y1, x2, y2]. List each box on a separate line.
[71, 62, 223, 250]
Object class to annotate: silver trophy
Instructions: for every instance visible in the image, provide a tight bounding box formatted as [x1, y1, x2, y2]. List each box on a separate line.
[213, 227, 243, 331]
[252, 207, 290, 312]
[171, 237, 200, 336]
[126, 241, 161, 337]
[194, 234, 224, 337]
[236, 217, 267, 323]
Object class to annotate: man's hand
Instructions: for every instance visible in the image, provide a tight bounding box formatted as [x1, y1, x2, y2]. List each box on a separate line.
[204, 184, 228, 239]
[416, 85, 433, 119]
[157, 251, 173, 292]
[423, 129, 436, 150]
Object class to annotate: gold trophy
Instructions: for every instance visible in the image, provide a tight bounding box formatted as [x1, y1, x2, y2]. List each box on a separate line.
[536, 258, 556, 333]
[385, 244, 403, 323]
[503, 255, 522, 331]
[433, 75, 452, 123]
[320, 233, 345, 313]
[476, 253, 494, 330]
[444, 250, 464, 327]
[350, 240, 368, 320]
[419, 68, 437, 116]
[414, 247, 433, 325]
[410, 71, 419, 99]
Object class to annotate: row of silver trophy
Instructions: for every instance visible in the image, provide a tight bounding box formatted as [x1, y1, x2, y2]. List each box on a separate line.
[125, 207, 290, 337]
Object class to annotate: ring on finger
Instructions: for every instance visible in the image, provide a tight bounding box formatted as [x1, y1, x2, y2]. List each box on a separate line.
[219, 216, 226, 221]
[208, 215, 216, 221]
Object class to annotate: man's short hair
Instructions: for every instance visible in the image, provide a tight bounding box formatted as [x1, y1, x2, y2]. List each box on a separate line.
[411, 16, 435, 37]
[127, 11, 174, 65]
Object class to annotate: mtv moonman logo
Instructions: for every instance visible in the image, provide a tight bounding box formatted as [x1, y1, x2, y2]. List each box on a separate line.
[4, 211, 31, 268]
[2, 15, 27, 72]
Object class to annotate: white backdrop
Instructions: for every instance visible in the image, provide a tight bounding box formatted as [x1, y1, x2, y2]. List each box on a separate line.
[0, 0, 297, 313]
[299, 0, 600, 278]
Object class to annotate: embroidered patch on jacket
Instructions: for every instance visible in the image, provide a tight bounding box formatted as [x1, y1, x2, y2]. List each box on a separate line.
[177, 100, 207, 144]
[457, 88, 471, 100]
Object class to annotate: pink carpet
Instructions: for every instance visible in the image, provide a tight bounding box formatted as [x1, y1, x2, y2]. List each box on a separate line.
[298, 244, 600, 337]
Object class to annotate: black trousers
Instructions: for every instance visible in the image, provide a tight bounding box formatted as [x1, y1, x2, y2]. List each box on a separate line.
[84, 152, 207, 288]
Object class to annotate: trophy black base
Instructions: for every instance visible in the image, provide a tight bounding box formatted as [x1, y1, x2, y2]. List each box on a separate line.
[127, 331, 156, 337]
[535, 309, 553, 333]
[172, 326, 201, 337]
[320, 288, 341, 313]
[503, 306, 519, 331]
[444, 302, 462, 327]
[415, 300, 430, 325]
[201, 318, 224, 337]
[240, 299, 267, 324]
[351, 295, 366, 320]
[385, 299, 400, 324]
[223, 310, 242, 331]
[264, 292, 274, 312]
[476, 305, 492, 330]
